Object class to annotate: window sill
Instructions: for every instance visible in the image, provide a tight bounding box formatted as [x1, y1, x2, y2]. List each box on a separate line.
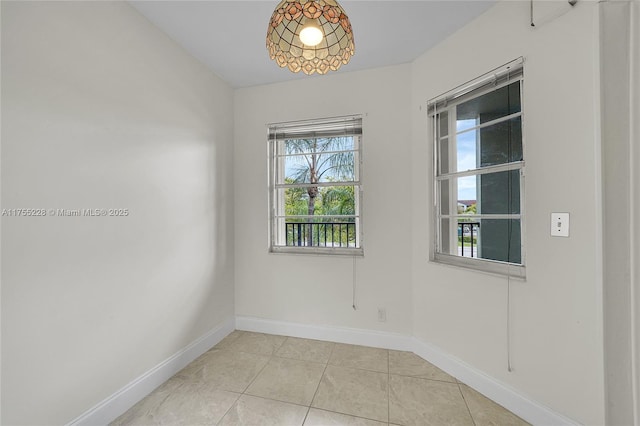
[270, 246, 364, 257]
[432, 252, 526, 279]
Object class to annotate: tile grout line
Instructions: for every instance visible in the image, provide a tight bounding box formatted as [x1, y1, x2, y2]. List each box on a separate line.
[457, 382, 477, 426]
[214, 392, 242, 426]
[238, 335, 286, 395]
[311, 407, 392, 425]
[387, 349, 391, 425]
[211, 333, 243, 425]
[225, 334, 317, 424]
[238, 393, 314, 410]
[216, 332, 279, 425]
[302, 341, 336, 425]
[188, 330, 244, 426]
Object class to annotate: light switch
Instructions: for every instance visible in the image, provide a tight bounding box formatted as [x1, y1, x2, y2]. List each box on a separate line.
[551, 212, 570, 237]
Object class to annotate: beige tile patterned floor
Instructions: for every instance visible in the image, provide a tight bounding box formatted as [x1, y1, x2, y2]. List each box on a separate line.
[112, 331, 530, 426]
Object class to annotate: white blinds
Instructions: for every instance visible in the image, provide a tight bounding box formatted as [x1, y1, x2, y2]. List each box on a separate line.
[427, 57, 524, 116]
[268, 115, 363, 140]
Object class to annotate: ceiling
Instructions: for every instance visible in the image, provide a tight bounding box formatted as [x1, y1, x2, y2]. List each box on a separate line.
[130, 1, 496, 88]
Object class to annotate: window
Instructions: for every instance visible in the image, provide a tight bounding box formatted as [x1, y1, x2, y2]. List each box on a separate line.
[268, 115, 363, 255]
[428, 58, 525, 277]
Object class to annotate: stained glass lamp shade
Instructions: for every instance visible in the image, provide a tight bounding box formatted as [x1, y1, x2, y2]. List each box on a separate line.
[266, 0, 355, 75]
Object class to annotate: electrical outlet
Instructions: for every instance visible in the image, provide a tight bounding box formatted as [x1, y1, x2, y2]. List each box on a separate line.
[377, 308, 387, 322]
[551, 212, 570, 237]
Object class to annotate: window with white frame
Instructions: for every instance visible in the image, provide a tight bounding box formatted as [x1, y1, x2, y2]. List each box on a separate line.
[268, 115, 363, 255]
[428, 58, 525, 276]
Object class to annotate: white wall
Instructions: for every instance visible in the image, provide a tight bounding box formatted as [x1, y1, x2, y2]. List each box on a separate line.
[1, 2, 234, 424]
[600, 1, 637, 424]
[410, 1, 605, 424]
[634, 2, 640, 422]
[234, 64, 413, 335]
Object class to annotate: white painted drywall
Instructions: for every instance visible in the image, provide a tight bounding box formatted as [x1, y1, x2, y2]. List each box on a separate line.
[599, 1, 637, 424]
[630, 1, 640, 424]
[1, 2, 234, 424]
[410, 1, 605, 424]
[634, 3, 640, 422]
[233, 64, 413, 336]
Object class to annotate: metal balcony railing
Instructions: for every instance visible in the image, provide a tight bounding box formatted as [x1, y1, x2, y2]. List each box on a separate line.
[458, 222, 480, 258]
[286, 222, 356, 248]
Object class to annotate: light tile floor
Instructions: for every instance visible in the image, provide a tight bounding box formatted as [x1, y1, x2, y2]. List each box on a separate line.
[112, 331, 530, 426]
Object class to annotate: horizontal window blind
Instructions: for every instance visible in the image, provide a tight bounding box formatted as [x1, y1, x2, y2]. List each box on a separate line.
[268, 115, 362, 140]
[427, 57, 524, 116]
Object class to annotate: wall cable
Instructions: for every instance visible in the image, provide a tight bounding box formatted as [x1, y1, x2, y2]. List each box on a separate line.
[352, 256, 357, 310]
[507, 275, 513, 372]
[530, 0, 535, 27]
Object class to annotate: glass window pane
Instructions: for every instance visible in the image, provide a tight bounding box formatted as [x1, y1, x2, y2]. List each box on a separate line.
[438, 111, 449, 137]
[277, 185, 358, 248]
[478, 170, 520, 214]
[457, 220, 480, 258]
[477, 219, 521, 264]
[283, 186, 310, 216]
[278, 186, 357, 217]
[280, 137, 355, 155]
[283, 149, 355, 184]
[440, 218, 450, 253]
[457, 176, 477, 212]
[455, 117, 522, 172]
[456, 117, 477, 133]
[439, 139, 449, 175]
[439, 180, 450, 215]
[456, 130, 477, 172]
[456, 81, 521, 131]
[283, 217, 358, 248]
[479, 117, 522, 167]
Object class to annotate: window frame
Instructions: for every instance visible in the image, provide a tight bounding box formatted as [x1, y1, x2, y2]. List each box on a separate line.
[267, 115, 364, 256]
[428, 59, 526, 278]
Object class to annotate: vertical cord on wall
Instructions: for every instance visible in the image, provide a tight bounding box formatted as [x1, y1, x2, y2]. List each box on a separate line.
[352, 256, 357, 310]
[530, 0, 535, 27]
[507, 276, 513, 372]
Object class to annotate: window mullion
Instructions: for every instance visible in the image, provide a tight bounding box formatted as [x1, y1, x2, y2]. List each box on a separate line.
[519, 167, 526, 265]
[277, 148, 358, 158]
[432, 113, 441, 256]
[436, 161, 524, 180]
[276, 141, 286, 246]
[441, 214, 522, 220]
[448, 105, 458, 255]
[275, 181, 360, 189]
[456, 111, 522, 137]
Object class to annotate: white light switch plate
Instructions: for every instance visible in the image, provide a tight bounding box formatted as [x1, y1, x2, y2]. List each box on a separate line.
[551, 212, 570, 237]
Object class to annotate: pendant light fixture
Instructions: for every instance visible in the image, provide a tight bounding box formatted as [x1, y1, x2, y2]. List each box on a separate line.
[266, 0, 355, 75]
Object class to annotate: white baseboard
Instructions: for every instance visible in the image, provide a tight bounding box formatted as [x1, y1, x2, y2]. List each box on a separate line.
[236, 315, 578, 426]
[67, 317, 235, 426]
[411, 338, 580, 426]
[235, 315, 413, 352]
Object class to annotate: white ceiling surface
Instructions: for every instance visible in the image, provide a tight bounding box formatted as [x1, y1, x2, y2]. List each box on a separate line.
[131, 1, 496, 88]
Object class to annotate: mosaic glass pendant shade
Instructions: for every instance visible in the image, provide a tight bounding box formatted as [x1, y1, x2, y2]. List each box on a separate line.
[266, 0, 355, 75]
